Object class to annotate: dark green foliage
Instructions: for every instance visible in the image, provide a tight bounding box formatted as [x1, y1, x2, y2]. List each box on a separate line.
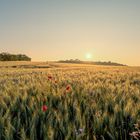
[0, 52, 31, 61]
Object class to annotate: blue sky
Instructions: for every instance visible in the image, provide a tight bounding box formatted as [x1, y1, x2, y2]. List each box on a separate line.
[0, 0, 140, 65]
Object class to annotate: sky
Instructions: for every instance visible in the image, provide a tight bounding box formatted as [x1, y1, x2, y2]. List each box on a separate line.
[0, 0, 140, 66]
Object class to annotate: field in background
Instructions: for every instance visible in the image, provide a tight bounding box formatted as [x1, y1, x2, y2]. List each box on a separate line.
[0, 62, 140, 140]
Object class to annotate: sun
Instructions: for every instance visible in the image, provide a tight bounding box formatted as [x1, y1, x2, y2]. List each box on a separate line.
[85, 53, 92, 59]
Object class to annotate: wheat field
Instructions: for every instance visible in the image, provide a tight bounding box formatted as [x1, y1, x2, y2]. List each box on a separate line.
[0, 62, 140, 140]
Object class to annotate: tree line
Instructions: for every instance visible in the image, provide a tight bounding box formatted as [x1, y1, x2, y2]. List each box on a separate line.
[0, 52, 31, 61]
[58, 59, 126, 66]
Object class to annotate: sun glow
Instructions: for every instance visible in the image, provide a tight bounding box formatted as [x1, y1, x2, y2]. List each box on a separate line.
[85, 53, 92, 59]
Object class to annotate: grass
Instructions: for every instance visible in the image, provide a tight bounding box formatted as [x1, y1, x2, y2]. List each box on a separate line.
[0, 62, 140, 140]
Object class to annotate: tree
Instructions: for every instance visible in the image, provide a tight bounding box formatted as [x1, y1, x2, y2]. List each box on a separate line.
[0, 52, 31, 61]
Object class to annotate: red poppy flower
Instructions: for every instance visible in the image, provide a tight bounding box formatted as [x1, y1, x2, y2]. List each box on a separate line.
[48, 76, 53, 80]
[42, 105, 48, 112]
[66, 85, 71, 91]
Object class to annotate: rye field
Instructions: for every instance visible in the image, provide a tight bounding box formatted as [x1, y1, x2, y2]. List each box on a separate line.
[0, 62, 140, 140]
